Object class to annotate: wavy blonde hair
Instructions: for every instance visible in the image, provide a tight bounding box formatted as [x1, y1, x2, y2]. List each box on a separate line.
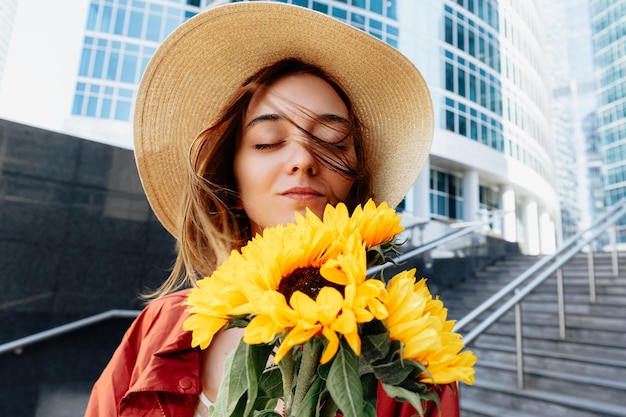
[144, 58, 372, 300]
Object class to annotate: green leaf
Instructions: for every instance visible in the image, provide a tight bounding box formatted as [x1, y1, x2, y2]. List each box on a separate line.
[380, 383, 427, 417]
[244, 343, 275, 417]
[327, 341, 364, 417]
[361, 373, 378, 408]
[360, 330, 391, 364]
[259, 366, 284, 398]
[371, 357, 418, 385]
[210, 341, 273, 417]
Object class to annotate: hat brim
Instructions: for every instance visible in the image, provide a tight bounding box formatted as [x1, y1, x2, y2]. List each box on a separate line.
[134, 2, 433, 237]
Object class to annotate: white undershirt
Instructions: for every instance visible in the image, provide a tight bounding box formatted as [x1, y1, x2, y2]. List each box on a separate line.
[194, 392, 213, 417]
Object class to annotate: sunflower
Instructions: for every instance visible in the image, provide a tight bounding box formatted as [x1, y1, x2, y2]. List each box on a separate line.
[184, 200, 396, 363]
[384, 270, 476, 385]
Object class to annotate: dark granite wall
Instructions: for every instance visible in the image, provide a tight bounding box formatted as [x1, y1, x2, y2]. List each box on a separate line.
[0, 119, 176, 415]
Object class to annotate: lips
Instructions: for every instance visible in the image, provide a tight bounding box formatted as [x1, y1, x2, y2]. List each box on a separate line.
[281, 187, 323, 200]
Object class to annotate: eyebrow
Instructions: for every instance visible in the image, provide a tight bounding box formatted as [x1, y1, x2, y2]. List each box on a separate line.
[245, 113, 350, 129]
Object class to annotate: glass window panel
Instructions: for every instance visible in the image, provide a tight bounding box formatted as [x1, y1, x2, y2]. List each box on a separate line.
[93, 50, 105, 78]
[87, 4, 99, 30]
[445, 62, 454, 91]
[437, 172, 446, 192]
[386, 0, 397, 20]
[437, 195, 446, 215]
[79, 48, 92, 76]
[332, 7, 347, 20]
[351, 13, 365, 29]
[312, 2, 328, 13]
[449, 196, 457, 218]
[87, 96, 98, 117]
[72, 94, 84, 115]
[115, 100, 131, 121]
[114, 9, 126, 35]
[351, 0, 366, 9]
[101, 98, 112, 118]
[446, 110, 455, 131]
[128, 11, 143, 38]
[458, 68, 466, 97]
[121, 54, 138, 83]
[107, 52, 119, 80]
[469, 74, 476, 101]
[457, 23, 465, 50]
[459, 115, 467, 136]
[445, 17, 453, 44]
[371, 0, 383, 14]
[100, 5, 113, 32]
[147, 14, 161, 41]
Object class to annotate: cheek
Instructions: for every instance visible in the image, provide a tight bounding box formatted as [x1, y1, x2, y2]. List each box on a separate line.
[331, 174, 356, 202]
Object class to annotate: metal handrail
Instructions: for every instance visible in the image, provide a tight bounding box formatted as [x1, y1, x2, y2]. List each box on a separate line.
[454, 198, 626, 333]
[367, 220, 485, 276]
[453, 197, 626, 389]
[0, 309, 140, 355]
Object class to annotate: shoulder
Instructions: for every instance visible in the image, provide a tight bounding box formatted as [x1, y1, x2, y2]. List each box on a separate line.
[124, 289, 193, 348]
[139, 289, 192, 322]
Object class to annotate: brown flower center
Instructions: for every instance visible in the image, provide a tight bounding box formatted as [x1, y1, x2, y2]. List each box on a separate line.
[278, 266, 344, 304]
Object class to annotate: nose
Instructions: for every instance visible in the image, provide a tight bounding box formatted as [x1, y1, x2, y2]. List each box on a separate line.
[288, 141, 318, 175]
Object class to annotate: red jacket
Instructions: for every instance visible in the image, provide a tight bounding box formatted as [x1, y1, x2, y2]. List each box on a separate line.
[85, 290, 460, 417]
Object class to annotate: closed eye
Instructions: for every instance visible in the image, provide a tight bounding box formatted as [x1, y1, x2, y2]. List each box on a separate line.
[255, 142, 282, 150]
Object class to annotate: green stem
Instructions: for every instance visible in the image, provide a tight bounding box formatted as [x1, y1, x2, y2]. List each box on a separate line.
[290, 339, 323, 415]
[279, 347, 296, 414]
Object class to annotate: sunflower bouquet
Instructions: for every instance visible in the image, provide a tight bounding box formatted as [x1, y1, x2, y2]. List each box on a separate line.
[184, 200, 476, 417]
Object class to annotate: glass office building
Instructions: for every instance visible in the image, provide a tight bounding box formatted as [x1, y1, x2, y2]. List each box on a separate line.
[1, 0, 562, 254]
[590, 0, 626, 241]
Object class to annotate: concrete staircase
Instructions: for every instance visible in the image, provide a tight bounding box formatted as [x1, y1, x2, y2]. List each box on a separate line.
[440, 252, 626, 417]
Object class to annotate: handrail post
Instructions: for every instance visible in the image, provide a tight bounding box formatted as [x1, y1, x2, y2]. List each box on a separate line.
[587, 246, 597, 304]
[556, 267, 566, 339]
[611, 225, 619, 277]
[514, 289, 524, 390]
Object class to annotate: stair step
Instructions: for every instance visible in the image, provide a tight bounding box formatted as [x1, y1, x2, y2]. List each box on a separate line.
[461, 398, 541, 417]
[447, 252, 626, 416]
[469, 344, 626, 380]
[483, 322, 626, 345]
[474, 333, 626, 361]
[461, 379, 626, 417]
[475, 359, 626, 405]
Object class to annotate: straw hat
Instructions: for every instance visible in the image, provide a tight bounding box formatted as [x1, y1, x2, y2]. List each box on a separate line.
[134, 1, 433, 237]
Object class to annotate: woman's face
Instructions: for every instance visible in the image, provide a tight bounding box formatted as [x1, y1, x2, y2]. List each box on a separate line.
[234, 73, 356, 236]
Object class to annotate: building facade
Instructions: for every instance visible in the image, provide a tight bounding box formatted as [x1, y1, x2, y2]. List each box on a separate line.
[590, 0, 626, 242]
[0, 0, 563, 254]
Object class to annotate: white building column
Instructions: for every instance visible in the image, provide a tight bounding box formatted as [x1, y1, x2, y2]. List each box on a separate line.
[412, 157, 431, 221]
[501, 187, 517, 242]
[463, 169, 480, 222]
[539, 210, 556, 254]
[524, 200, 540, 255]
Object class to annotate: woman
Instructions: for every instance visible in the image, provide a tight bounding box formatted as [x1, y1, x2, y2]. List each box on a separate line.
[85, 2, 457, 416]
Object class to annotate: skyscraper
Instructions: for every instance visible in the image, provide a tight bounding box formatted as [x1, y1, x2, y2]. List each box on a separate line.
[590, 0, 626, 242]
